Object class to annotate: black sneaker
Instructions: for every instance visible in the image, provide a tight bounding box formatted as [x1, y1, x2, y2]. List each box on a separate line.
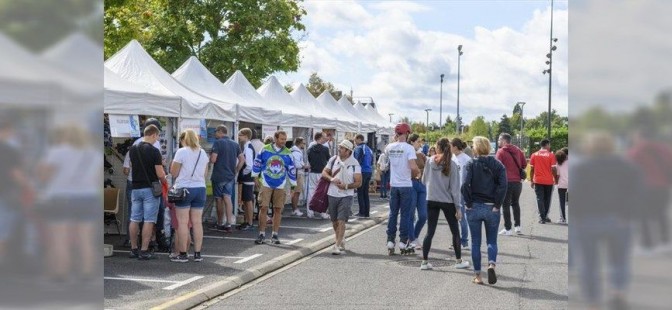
[129, 248, 139, 258]
[138, 250, 156, 260]
[193, 252, 203, 262]
[170, 254, 188, 263]
[238, 223, 252, 231]
[254, 234, 265, 245]
[544, 218, 552, 223]
[271, 234, 280, 245]
[222, 225, 233, 233]
[538, 219, 546, 224]
[216, 224, 229, 231]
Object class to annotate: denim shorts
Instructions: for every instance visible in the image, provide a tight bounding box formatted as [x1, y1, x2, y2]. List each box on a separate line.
[130, 188, 160, 223]
[175, 187, 206, 209]
[213, 180, 235, 198]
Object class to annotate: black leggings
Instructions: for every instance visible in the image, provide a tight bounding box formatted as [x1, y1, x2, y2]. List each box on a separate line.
[558, 188, 567, 220]
[423, 201, 461, 260]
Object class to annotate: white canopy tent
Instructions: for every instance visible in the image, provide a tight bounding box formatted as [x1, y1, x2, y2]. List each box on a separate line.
[289, 84, 340, 130]
[337, 96, 376, 133]
[105, 40, 235, 122]
[256, 76, 311, 127]
[315, 91, 359, 132]
[104, 67, 181, 117]
[365, 104, 394, 135]
[354, 101, 385, 130]
[41, 32, 101, 82]
[223, 70, 282, 125]
[172, 56, 281, 125]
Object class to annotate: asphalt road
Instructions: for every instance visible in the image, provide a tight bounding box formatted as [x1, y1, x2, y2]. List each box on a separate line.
[194, 185, 569, 310]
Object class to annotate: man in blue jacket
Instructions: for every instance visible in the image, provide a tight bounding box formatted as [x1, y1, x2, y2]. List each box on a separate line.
[353, 134, 374, 217]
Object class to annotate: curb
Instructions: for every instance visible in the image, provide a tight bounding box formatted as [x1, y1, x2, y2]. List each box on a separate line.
[151, 213, 388, 310]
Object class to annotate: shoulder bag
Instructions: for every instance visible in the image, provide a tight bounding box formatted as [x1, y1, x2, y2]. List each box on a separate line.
[135, 143, 163, 197]
[308, 156, 339, 213]
[168, 150, 201, 203]
[506, 150, 527, 181]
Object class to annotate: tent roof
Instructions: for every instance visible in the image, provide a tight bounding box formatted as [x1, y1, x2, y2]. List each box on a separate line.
[257, 76, 311, 126]
[173, 57, 280, 124]
[289, 84, 339, 130]
[41, 32, 102, 81]
[223, 70, 267, 108]
[105, 40, 235, 121]
[104, 67, 182, 117]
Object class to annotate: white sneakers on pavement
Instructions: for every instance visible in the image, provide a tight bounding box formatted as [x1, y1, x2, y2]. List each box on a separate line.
[331, 245, 341, 255]
[499, 229, 512, 236]
[455, 260, 471, 269]
[292, 209, 304, 217]
[420, 260, 433, 270]
[514, 226, 522, 235]
[320, 213, 330, 220]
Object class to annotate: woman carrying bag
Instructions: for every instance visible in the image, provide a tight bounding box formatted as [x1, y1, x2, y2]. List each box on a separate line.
[169, 129, 208, 263]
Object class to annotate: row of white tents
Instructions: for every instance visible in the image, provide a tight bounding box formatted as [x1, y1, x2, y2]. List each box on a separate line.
[104, 39, 394, 136]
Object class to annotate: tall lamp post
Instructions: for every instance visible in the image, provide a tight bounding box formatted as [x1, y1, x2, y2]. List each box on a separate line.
[456, 45, 464, 134]
[424, 108, 432, 129]
[439, 74, 444, 128]
[517, 101, 526, 147]
[542, 0, 556, 140]
[388, 113, 394, 123]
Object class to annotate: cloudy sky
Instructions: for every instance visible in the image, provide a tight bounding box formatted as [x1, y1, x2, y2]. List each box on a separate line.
[275, 0, 568, 126]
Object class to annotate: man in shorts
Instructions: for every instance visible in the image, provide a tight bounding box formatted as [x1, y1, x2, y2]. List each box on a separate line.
[323, 140, 362, 255]
[237, 128, 256, 230]
[210, 125, 244, 232]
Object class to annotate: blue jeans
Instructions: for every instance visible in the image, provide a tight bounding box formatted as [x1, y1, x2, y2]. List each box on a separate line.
[386, 187, 413, 242]
[466, 203, 501, 274]
[574, 216, 631, 304]
[459, 198, 469, 246]
[175, 187, 207, 209]
[130, 188, 161, 223]
[380, 171, 390, 197]
[409, 180, 427, 242]
[357, 172, 372, 216]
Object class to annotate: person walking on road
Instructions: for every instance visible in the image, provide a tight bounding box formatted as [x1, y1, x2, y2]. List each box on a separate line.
[407, 133, 428, 250]
[377, 146, 390, 199]
[495, 133, 527, 235]
[306, 132, 331, 219]
[385, 123, 420, 255]
[252, 131, 297, 245]
[530, 139, 557, 224]
[554, 149, 569, 224]
[237, 128, 256, 230]
[290, 137, 308, 217]
[323, 140, 362, 255]
[353, 134, 374, 217]
[420, 138, 470, 270]
[169, 129, 208, 263]
[450, 138, 472, 250]
[210, 125, 245, 232]
[462, 136, 507, 285]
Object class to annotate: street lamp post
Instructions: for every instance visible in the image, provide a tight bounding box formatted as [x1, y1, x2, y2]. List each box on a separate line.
[542, 0, 556, 140]
[439, 74, 444, 128]
[388, 113, 394, 123]
[424, 108, 432, 129]
[457, 45, 464, 134]
[518, 101, 526, 148]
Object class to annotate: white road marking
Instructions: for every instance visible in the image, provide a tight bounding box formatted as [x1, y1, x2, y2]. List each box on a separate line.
[371, 211, 379, 214]
[233, 254, 263, 264]
[203, 235, 258, 241]
[348, 218, 357, 222]
[280, 225, 328, 231]
[162, 276, 204, 290]
[319, 227, 332, 232]
[112, 250, 244, 259]
[285, 238, 303, 245]
[104, 276, 175, 284]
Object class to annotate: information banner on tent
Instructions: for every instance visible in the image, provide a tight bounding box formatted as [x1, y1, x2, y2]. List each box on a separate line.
[280, 126, 293, 139]
[262, 125, 277, 140]
[109, 114, 140, 138]
[337, 131, 345, 142]
[180, 118, 207, 138]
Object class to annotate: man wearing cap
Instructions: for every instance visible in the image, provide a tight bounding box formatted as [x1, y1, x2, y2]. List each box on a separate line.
[323, 140, 362, 255]
[384, 123, 420, 253]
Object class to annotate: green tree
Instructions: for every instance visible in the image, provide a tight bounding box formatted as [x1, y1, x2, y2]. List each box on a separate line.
[469, 116, 489, 138]
[104, 0, 307, 87]
[305, 72, 346, 99]
[498, 114, 512, 136]
[284, 84, 294, 93]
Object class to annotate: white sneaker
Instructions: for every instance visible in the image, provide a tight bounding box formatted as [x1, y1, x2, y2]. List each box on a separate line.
[499, 229, 512, 236]
[339, 240, 346, 251]
[514, 226, 522, 235]
[420, 261, 433, 270]
[320, 213, 331, 220]
[306, 210, 315, 218]
[331, 245, 341, 255]
[292, 209, 304, 217]
[455, 260, 470, 269]
[409, 240, 417, 249]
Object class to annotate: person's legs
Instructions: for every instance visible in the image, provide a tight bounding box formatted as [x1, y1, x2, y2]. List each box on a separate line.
[606, 218, 632, 297]
[485, 206, 501, 267]
[213, 182, 225, 226]
[223, 180, 235, 227]
[459, 199, 469, 247]
[129, 189, 143, 250]
[576, 218, 602, 305]
[47, 222, 69, 279]
[361, 172, 372, 216]
[502, 184, 514, 231]
[380, 171, 389, 198]
[444, 203, 462, 260]
[357, 177, 366, 215]
[176, 207, 190, 253]
[386, 187, 400, 240]
[271, 188, 286, 234]
[336, 220, 346, 246]
[534, 184, 546, 221]
[306, 173, 319, 216]
[467, 205, 485, 275]
[558, 188, 567, 221]
[125, 180, 133, 242]
[422, 205, 440, 260]
[77, 222, 96, 277]
[398, 187, 414, 243]
[140, 190, 160, 251]
[509, 182, 523, 228]
[190, 207, 204, 253]
[413, 181, 427, 242]
[257, 186, 272, 236]
[543, 185, 553, 220]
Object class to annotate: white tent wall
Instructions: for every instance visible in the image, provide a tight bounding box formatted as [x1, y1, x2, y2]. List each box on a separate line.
[337, 96, 376, 133]
[105, 40, 235, 122]
[257, 76, 312, 128]
[104, 68, 182, 117]
[224, 70, 283, 126]
[315, 91, 359, 132]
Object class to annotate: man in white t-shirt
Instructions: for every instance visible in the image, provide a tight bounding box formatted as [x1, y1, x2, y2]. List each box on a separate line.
[323, 140, 362, 255]
[384, 123, 420, 253]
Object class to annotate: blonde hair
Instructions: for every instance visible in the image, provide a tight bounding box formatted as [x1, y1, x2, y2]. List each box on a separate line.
[582, 131, 615, 156]
[181, 129, 200, 150]
[472, 136, 491, 156]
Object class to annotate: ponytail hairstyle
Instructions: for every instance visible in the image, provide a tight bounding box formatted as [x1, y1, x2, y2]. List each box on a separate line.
[450, 137, 466, 151]
[408, 133, 420, 144]
[436, 138, 452, 176]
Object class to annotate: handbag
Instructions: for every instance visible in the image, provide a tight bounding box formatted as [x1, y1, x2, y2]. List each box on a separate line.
[309, 156, 339, 213]
[505, 150, 527, 181]
[135, 143, 163, 197]
[168, 150, 201, 203]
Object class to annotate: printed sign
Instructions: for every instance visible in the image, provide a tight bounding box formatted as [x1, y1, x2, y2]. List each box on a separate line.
[281, 126, 293, 139]
[180, 118, 206, 138]
[262, 125, 278, 140]
[109, 114, 140, 138]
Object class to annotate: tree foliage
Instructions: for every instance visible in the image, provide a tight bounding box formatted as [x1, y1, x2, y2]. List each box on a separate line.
[469, 116, 489, 138]
[104, 0, 307, 87]
[498, 114, 512, 136]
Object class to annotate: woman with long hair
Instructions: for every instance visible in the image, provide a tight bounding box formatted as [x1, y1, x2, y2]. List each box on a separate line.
[407, 133, 428, 249]
[554, 149, 568, 224]
[450, 138, 472, 250]
[169, 129, 208, 262]
[420, 138, 470, 270]
[462, 136, 507, 285]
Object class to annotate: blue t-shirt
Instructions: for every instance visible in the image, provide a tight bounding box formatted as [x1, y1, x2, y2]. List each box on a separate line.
[354, 143, 374, 173]
[211, 137, 241, 183]
[421, 143, 429, 156]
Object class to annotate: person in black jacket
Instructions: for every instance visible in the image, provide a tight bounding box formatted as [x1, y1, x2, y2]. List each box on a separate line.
[462, 136, 507, 285]
[306, 132, 331, 219]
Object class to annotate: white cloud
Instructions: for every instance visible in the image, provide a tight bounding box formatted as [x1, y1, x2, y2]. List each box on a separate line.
[278, 1, 568, 127]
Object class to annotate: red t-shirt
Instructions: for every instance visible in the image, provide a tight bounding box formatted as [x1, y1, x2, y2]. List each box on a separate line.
[530, 149, 557, 185]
